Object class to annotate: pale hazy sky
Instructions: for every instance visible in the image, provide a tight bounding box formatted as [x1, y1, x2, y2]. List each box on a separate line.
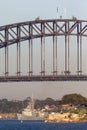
[1, 0, 87, 25]
[0, 81, 87, 100]
[0, 0, 87, 100]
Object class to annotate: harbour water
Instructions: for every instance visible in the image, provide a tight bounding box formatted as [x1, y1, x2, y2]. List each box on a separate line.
[0, 120, 87, 130]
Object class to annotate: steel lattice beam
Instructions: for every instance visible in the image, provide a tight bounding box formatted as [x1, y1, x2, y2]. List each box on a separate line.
[0, 19, 87, 81]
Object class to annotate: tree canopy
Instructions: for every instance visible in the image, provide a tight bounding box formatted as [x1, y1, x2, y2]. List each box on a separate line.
[61, 93, 87, 105]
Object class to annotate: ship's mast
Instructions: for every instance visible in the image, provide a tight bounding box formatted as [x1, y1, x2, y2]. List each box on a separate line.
[31, 93, 35, 115]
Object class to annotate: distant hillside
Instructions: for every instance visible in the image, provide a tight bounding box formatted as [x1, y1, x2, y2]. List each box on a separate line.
[0, 94, 87, 113]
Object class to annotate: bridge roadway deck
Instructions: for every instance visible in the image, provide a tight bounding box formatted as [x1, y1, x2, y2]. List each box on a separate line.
[0, 75, 87, 82]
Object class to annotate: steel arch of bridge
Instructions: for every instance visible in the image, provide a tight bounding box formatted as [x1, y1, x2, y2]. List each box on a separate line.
[0, 18, 87, 81]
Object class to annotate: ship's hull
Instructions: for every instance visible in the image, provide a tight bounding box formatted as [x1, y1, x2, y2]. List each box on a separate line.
[17, 113, 44, 120]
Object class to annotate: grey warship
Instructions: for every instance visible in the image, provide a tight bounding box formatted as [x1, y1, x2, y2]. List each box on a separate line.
[17, 98, 46, 120]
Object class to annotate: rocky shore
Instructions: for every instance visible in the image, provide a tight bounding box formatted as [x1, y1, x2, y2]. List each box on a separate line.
[45, 113, 87, 122]
[0, 112, 86, 122]
[0, 113, 16, 119]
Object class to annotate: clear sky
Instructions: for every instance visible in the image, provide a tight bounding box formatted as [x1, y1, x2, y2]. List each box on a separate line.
[0, 0, 87, 100]
[1, 0, 87, 26]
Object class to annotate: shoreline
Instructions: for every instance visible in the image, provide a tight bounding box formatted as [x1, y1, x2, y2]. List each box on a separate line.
[0, 112, 87, 123]
[44, 112, 87, 123]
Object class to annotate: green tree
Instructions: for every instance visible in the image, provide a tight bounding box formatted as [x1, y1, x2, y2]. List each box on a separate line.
[61, 93, 87, 105]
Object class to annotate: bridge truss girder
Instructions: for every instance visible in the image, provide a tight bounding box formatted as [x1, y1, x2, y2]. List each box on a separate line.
[0, 19, 87, 81]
